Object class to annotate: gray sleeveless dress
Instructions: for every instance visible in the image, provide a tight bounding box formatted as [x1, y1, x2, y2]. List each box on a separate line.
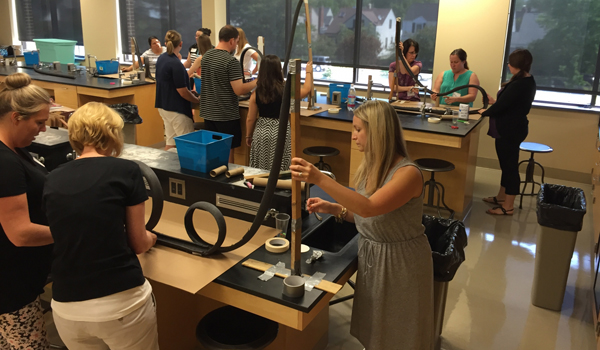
[350, 158, 434, 350]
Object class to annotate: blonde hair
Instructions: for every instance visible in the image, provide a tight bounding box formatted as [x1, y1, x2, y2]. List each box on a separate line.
[353, 100, 409, 195]
[236, 27, 249, 56]
[68, 102, 124, 157]
[165, 30, 182, 55]
[0, 72, 51, 120]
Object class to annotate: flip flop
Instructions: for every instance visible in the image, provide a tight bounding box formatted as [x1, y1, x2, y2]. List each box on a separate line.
[486, 206, 514, 216]
[483, 196, 505, 205]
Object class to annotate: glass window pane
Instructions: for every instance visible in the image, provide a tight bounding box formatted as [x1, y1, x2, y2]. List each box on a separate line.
[505, 0, 600, 92]
[119, 0, 170, 55]
[291, 1, 356, 66]
[358, 1, 438, 73]
[229, 0, 287, 59]
[534, 91, 592, 106]
[15, 0, 83, 45]
[173, 0, 202, 58]
[357, 68, 432, 94]
[315, 66, 354, 83]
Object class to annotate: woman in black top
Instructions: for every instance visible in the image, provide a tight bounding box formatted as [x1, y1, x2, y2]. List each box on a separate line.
[0, 72, 53, 349]
[246, 55, 313, 170]
[479, 49, 536, 215]
[43, 102, 158, 349]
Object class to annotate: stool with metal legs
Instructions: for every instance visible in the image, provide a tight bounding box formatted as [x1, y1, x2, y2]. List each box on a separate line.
[518, 142, 553, 209]
[303, 146, 340, 172]
[414, 158, 455, 219]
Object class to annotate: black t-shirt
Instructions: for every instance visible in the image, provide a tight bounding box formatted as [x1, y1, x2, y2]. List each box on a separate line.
[43, 157, 148, 302]
[0, 141, 53, 314]
[256, 90, 283, 119]
[155, 52, 193, 118]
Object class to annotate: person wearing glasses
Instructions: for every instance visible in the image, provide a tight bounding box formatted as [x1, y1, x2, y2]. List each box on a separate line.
[388, 39, 422, 102]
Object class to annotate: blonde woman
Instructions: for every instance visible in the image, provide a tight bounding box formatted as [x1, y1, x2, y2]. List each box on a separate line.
[0, 72, 53, 349]
[43, 102, 158, 350]
[290, 100, 434, 350]
[233, 27, 260, 78]
[155, 29, 199, 151]
[187, 34, 213, 78]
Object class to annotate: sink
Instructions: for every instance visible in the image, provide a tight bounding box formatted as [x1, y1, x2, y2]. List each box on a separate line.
[302, 215, 359, 254]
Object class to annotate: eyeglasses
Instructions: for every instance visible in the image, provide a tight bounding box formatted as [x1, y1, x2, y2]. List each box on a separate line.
[407, 51, 418, 56]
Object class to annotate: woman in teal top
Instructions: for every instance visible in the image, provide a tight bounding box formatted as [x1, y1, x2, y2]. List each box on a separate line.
[431, 48, 480, 106]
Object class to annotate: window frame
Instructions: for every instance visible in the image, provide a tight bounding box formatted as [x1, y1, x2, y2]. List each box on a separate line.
[226, 0, 439, 88]
[502, 0, 600, 107]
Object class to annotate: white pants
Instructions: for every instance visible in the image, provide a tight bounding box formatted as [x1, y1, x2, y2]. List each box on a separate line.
[53, 295, 159, 350]
[158, 108, 194, 146]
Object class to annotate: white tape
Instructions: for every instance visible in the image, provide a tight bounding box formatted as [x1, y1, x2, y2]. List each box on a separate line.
[265, 238, 289, 253]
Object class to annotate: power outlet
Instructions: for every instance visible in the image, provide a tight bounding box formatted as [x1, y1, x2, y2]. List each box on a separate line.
[169, 178, 186, 200]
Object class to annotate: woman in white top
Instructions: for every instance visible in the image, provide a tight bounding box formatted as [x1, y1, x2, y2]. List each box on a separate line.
[233, 27, 260, 78]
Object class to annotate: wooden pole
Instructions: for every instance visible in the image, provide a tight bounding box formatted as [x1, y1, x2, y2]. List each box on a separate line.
[289, 58, 303, 276]
[392, 17, 401, 101]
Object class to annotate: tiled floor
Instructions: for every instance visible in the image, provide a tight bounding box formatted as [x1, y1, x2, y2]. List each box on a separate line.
[325, 167, 597, 350]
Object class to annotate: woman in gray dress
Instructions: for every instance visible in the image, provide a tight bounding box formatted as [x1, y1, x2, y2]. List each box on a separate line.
[291, 100, 434, 350]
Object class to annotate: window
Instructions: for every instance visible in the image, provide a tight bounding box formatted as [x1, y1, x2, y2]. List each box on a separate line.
[15, 0, 83, 45]
[227, 1, 439, 87]
[503, 0, 600, 106]
[118, 0, 202, 57]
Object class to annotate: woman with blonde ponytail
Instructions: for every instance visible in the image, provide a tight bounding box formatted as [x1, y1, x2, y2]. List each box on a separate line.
[0, 72, 53, 349]
[155, 29, 199, 150]
[290, 100, 434, 349]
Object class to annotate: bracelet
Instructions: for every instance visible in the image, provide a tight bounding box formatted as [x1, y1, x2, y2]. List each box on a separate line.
[335, 207, 347, 223]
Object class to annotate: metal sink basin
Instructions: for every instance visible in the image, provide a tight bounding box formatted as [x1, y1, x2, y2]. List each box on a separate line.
[302, 215, 359, 255]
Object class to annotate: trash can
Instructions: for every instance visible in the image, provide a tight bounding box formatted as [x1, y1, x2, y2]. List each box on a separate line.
[109, 103, 142, 144]
[196, 306, 278, 350]
[422, 215, 468, 350]
[531, 183, 586, 311]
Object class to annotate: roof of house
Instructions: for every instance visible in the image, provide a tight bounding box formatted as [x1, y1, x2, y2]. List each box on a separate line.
[324, 7, 393, 34]
[404, 3, 439, 22]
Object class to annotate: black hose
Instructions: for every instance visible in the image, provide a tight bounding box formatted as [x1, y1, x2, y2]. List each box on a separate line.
[132, 160, 163, 231]
[393, 17, 488, 112]
[283, 0, 305, 74]
[240, 46, 264, 83]
[33, 66, 76, 79]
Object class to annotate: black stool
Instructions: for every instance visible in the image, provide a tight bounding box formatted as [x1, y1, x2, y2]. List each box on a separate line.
[303, 146, 339, 172]
[196, 306, 278, 350]
[518, 142, 553, 209]
[415, 158, 455, 219]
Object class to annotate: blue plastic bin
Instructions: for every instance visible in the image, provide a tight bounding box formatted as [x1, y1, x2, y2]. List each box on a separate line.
[33, 38, 77, 64]
[24, 51, 39, 65]
[193, 77, 201, 92]
[96, 60, 119, 75]
[328, 83, 351, 105]
[174, 130, 233, 173]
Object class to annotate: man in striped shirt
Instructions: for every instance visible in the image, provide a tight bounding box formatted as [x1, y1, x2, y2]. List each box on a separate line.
[200, 25, 257, 163]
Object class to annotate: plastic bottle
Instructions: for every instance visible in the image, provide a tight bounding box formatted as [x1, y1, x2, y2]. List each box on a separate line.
[347, 84, 356, 111]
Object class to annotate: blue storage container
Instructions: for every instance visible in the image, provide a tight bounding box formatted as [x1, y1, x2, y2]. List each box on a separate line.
[174, 130, 233, 173]
[96, 60, 119, 75]
[328, 83, 351, 105]
[33, 38, 77, 64]
[23, 51, 39, 65]
[193, 77, 201, 92]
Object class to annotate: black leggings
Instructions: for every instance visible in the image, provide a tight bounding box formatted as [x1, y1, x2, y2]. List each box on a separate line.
[495, 132, 527, 195]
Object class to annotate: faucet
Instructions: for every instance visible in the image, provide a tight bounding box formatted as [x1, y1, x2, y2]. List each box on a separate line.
[9, 46, 17, 66]
[366, 75, 373, 100]
[418, 86, 429, 118]
[87, 54, 97, 75]
[264, 208, 279, 221]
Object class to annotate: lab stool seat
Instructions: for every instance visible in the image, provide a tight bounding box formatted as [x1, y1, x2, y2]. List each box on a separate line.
[303, 146, 340, 172]
[415, 158, 455, 219]
[196, 306, 278, 350]
[518, 142, 553, 209]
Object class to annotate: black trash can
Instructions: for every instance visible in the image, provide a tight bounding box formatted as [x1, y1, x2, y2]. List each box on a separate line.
[196, 306, 278, 350]
[109, 103, 142, 144]
[531, 183, 586, 311]
[422, 215, 468, 350]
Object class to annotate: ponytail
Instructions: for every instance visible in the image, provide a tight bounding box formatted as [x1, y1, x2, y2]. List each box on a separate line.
[164, 30, 182, 55]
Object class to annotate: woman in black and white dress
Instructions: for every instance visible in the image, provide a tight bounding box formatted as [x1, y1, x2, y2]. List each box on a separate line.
[246, 55, 313, 171]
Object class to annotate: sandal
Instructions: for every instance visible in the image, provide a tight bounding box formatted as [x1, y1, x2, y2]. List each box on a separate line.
[483, 196, 505, 205]
[486, 206, 514, 216]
